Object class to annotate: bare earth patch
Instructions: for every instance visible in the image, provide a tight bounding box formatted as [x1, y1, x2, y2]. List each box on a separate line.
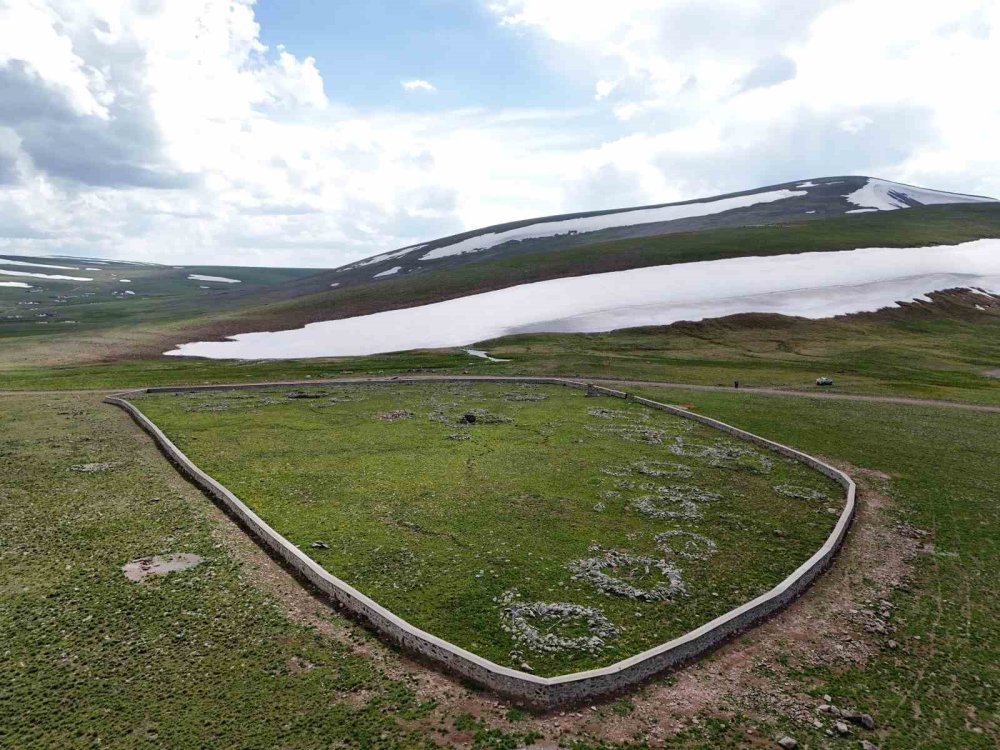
[122, 553, 203, 582]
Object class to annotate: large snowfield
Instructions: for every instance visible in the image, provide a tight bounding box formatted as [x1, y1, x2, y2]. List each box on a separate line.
[166, 239, 1000, 359]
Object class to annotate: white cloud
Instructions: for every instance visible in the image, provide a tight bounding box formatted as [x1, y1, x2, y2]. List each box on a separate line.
[402, 79, 437, 93]
[0, 0, 996, 269]
[594, 79, 617, 100]
[488, 0, 1000, 200]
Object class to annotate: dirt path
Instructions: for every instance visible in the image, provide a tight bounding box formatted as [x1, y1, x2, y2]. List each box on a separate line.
[1, 373, 998, 412]
[588, 377, 1000, 413]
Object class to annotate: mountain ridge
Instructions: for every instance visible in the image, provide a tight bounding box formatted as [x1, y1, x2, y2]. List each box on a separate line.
[322, 176, 997, 288]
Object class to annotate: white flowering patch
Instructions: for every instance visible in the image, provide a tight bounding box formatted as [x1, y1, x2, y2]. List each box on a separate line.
[655, 531, 717, 561]
[568, 549, 685, 601]
[631, 485, 721, 520]
[499, 590, 617, 654]
[774, 484, 829, 501]
[669, 438, 774, 474]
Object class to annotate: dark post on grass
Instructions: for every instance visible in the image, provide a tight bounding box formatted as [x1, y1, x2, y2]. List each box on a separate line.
[734, 380, 739, 389]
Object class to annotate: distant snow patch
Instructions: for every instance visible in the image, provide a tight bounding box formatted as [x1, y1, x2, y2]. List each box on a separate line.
[0, 258, 79, 270]
[330, 282, 340, 287]
[0, 281, 31, 288]
[373, 266, 402, 278]
[0, 269, 93, 281]
[845, 177, 996, 211]
[796, 181, 819, 188]
[119, 279, 132, 283]
[846, 209, 878, 214]
[165, 239, 1000, 360]
[419, 188, 807, 261]
[466, 349, 510, 363]
[344, 245, 421, 270]
[187, 274, 241, 283]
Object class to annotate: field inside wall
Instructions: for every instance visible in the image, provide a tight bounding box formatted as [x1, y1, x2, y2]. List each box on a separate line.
[106, 377, 855, 708]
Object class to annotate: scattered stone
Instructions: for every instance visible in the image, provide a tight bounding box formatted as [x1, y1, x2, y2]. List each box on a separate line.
[452, 408, 513, 425]
[631, 485, 721, 520]
[859, 741, 880, 750]
[377, 410, 412, 421]
[287, 655, 315, 672]
[499, 590, 617, 654]
[774, 484, 829, 501]
[123, 553, 203, 582]
[70, 462, 115, 473]
[654, 530, 717, 560]
[446, 433, 472, 441]
[568, 549, 684, 601]
[670, 437, 774, 474]
[776, 737, 798, 749]
[587, 407, 634, 419]
[834, 720, 851, 736]
[588, 424, 668, 445]
[842, 710, 875, 730]
[310, 541, 330, 549]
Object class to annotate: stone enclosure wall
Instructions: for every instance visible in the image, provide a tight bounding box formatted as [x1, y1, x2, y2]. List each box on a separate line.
[106, 377, 856, 709]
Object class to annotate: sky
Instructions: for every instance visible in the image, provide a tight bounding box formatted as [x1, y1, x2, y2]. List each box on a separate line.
[0, 0, 998, 268]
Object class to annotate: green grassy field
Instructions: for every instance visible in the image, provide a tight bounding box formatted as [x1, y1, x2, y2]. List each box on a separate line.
[130, 382, 841, 676]
[2, 294, 998, 409]
[3, 203, 999, 371]
[628, 386, 1000, 750]
[0, 259, 317, 341]
[3, 201, 999, 747]
[3, 386, 997, 748]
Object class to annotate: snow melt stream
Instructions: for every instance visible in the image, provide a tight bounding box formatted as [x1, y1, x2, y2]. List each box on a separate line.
[166, 240, 1000, 360]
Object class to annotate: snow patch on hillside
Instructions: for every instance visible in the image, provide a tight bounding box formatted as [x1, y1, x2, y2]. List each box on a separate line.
[345, 245, 423, 270]
[0, 269, 93, 281]
[165, 239, 1000, 360]
[373, 266, 402, 277]
[0, 281, 32, 288]
[845, 178, 996, 211]
[419, 188, 807, 261]
[0, 258, 79, 270]
[188, 274, 241, 283]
